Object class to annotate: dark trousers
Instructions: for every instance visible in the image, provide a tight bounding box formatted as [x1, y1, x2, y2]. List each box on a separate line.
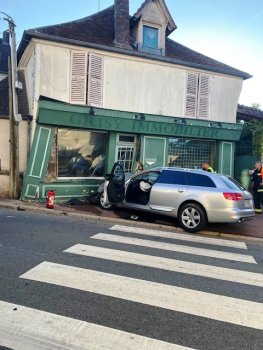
[253, 190, 263, 212]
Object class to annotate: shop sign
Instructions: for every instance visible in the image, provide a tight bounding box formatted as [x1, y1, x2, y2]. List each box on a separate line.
[145, 158, 156, 165]
[38, 104, 242, 141]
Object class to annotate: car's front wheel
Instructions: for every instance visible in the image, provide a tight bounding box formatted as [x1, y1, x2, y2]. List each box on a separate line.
[99, 192, 115, 210]
[178, 203, 207, 233]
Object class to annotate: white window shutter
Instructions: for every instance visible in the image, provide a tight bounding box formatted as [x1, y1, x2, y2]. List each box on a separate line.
[197, 74, 210, 119]
[185, 72, 198, 117]
[87, 53, 104, 107]
[70, 51, 88, 105]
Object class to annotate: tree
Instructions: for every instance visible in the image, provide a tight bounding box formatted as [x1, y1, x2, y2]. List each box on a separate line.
[251, 103, 261, 109]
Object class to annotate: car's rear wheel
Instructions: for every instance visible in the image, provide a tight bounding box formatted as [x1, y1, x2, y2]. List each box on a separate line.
[99, 192, 115, 210]
[178, 203, 207, 233]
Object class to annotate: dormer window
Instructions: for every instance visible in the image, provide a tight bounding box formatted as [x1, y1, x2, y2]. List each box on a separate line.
[130, 0, 177, 57]
[143, 26, 158, 49]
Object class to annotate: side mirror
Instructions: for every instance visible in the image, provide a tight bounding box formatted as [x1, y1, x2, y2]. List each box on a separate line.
[104, 174, 111, 181]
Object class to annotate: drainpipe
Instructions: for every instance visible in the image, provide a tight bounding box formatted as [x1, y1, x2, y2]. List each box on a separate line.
[26, 115, 33, 160]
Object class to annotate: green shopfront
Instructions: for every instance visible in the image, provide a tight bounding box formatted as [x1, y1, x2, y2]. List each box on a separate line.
[21, 100, 242, 202]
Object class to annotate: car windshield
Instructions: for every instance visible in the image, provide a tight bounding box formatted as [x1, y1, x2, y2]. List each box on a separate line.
[219, 175, 245, 191]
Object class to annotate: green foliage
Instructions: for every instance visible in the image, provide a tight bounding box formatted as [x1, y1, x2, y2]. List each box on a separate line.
[239, 119, 263, 156]
[251, 103, 261, 109]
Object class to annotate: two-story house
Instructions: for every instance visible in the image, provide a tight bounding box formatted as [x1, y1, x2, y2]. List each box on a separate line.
[17, 0, 251, 202]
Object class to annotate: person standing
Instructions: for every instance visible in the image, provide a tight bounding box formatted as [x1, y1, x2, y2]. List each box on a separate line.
[202, 161, 214, 173]
[251, 161, 263, 214]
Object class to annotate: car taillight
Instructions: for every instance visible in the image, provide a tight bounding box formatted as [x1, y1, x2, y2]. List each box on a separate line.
[223, 192, 243, 201]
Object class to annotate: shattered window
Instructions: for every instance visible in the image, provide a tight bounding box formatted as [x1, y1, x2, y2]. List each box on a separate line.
[57, 129, 107, 178]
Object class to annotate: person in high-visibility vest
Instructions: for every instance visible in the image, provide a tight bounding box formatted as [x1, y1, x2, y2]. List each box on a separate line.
[202, 161, 214, 173]
[251, 161, 263, 214]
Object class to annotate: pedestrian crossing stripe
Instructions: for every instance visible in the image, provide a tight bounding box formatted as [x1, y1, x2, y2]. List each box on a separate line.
[0, 300, 194, 350]
[64, 244, 263, 287]
[20, 262, 263, 330]
[109, 225, 248, 249]
[91, 233, 257, 264]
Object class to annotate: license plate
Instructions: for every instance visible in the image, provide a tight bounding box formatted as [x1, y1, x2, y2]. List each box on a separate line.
[245, 199, 251, 207]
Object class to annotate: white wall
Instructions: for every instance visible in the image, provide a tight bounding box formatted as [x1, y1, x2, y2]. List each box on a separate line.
[0, 119, 28, 172]
[210, 74, 243, 122]
[103, 55, 242, 123]
[39, 43, 70, 103]
[104, 56, 185, 117]
[21, 40, 243, 124]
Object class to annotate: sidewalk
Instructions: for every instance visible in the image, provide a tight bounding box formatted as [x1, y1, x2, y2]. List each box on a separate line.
[0, 197, 262, 241]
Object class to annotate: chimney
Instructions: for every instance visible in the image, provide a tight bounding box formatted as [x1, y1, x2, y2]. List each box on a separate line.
[114, 0, 131, 50]
[3, 30, 10, 45]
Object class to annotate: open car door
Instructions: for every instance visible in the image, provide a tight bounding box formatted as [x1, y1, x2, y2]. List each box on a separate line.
[104, 162, 125, 204]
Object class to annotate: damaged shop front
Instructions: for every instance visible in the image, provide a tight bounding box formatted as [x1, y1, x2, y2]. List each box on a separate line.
[21, 99, 243, 202]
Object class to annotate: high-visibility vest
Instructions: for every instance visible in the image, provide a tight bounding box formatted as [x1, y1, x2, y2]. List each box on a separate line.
[207, 167, 214, 173]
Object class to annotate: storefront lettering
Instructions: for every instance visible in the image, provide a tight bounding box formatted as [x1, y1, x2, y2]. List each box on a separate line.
[61, 113, 222, 140]
[132, 122, 150, 132]
[151, 123, 163, 133]
[210, 129, 219, 138]
[70, 114, 82, 125]
[163, 124, 174, 134]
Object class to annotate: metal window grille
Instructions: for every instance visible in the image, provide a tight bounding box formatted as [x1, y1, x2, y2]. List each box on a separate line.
[235, 143, 254, 157]
[117, 146, 135, 173]
[168, 139, 214, 169]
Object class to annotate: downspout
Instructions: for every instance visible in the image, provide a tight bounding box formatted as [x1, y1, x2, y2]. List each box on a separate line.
[26, 115, 33, 160]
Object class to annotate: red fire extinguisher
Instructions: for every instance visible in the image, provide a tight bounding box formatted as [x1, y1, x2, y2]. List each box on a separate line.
[46, 189, 55, 209]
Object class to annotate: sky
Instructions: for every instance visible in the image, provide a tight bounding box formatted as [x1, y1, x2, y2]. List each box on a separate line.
[1, 0, 263, 108]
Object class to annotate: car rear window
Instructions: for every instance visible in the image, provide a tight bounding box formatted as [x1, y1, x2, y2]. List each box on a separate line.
[186, 173, 216, 188]
[157, 170, 186, 185]
[219, 175, 245, 191]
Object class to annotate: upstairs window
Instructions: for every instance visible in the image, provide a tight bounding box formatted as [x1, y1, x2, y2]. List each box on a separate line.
[70, 51, 104, 107]
[143, 26, 158, 49]
[185, 72, 210, 119]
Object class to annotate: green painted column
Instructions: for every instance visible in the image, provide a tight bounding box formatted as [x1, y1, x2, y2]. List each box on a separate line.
[21, 124, 55, 200]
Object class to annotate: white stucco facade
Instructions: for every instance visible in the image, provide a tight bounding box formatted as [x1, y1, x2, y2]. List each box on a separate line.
[0, 120, 28, 172]
[19, 39, 243, 124]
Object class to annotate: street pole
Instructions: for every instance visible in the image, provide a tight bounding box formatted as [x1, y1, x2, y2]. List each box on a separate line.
[3, 13, 21, 199]
[8, 57, 14, 199]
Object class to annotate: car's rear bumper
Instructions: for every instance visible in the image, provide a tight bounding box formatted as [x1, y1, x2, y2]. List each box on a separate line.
[208, 208, 255, 223]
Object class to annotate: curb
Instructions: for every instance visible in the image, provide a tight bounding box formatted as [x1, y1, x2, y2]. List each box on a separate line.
[0, 201, 262, 243]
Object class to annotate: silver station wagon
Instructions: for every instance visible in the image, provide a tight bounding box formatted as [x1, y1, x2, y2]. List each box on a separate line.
[101, 163, 255, 233]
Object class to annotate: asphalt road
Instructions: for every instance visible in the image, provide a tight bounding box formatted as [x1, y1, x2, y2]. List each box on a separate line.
[0, 207, 263, 350]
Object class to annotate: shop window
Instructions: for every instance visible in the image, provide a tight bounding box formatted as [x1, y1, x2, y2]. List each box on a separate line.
[168, 139, 214, 169]
[185, 72, 210, 119]
[186, 173, 216, 188]
[57, 129, 107, 178]
[143, 26, 158, 49]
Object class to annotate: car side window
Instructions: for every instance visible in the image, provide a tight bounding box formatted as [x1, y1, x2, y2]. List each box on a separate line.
[131, 171, 160, 183]
[186, 173, 216, 187]
[157, 170, 187, 185]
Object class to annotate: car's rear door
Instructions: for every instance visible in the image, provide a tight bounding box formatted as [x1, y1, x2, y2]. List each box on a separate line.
[149, 170, 188, 212]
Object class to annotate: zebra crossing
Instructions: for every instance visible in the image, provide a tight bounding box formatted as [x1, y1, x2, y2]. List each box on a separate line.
[1, 224, 262, 349]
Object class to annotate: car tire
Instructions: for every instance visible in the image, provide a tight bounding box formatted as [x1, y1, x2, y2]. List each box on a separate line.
[99, 192, 116, 211]
[178, 203, 207, 233]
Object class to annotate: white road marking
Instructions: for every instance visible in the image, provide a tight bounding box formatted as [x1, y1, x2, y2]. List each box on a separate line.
[0, 300, 193, 350]
[64, 244, 263, 287]
[20, 262, 263, 330]
[109, 225, 248, 249]
[91, 233, 257, 264]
